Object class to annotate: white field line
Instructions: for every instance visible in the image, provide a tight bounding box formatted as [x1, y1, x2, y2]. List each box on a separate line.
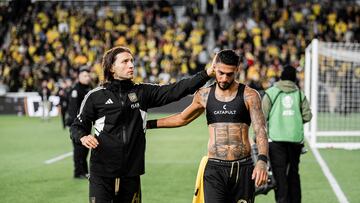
[44, 152, 73, 164]
[310, 147, 349, 203]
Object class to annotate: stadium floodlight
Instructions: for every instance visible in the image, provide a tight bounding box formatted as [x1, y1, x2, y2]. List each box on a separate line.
[304, 39, 360, 149]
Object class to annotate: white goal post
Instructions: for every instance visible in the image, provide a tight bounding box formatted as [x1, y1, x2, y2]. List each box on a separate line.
[304, 39, 360, 149]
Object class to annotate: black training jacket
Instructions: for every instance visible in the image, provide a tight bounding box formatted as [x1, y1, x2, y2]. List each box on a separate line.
[66, 82, 91, 126]
[70, 70, 210, 177]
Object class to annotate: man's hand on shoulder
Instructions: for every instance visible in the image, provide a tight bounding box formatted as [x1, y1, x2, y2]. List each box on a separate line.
[206, 54, 217, 77]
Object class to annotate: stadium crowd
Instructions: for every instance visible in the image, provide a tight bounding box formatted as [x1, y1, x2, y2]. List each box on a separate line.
[0, 0, 359, 96]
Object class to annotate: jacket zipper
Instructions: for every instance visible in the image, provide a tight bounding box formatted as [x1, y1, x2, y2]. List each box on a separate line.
[122, 125, 127, 144]
[119, 92, 127, 144]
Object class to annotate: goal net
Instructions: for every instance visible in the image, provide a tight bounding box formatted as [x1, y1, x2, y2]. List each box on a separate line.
[304, 39, 360, 149]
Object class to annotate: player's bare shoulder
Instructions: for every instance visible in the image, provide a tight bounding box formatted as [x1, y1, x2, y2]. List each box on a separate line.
[196, 87, 211, 107]
[243, 85, 261, 108]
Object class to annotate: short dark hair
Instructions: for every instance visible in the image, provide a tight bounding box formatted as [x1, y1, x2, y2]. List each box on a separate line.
[102, 46, 132, 81]
[215, 49, 240, 67]
[281, 65, 297, 82]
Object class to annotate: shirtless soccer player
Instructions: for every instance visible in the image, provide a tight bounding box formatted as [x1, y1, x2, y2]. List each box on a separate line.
[147, 49, 268, 203]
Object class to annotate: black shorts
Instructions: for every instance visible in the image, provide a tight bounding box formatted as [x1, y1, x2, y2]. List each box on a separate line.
[204, 157, 255, 203]
[89, 174, 141, 203]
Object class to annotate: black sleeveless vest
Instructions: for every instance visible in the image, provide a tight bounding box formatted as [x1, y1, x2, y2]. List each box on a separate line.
[206, 83, 251, 125]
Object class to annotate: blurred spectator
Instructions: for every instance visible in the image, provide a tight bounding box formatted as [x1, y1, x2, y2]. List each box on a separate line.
[0, 78, 9, 96]
[38, 79, 51, 120]
[56, 78, 72, 129]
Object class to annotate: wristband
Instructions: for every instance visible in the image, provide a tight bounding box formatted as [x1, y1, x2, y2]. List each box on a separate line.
[257, 154, 268, 163]
[147, 120, 157, 129]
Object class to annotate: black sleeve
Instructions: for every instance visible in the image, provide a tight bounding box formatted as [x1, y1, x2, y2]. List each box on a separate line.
[70, 92, 95, 143]
[141, 70, 210, 109]
[66, 87, 79, 126]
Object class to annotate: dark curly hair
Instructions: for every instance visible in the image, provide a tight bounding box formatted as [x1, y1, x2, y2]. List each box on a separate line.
[215, 49, 240, 67]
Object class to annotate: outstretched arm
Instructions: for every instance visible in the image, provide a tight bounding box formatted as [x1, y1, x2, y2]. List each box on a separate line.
[142, 56, 216, 109]
[142, 71, 209, 109]
[245, 86, 269, 187]
[147, 89, 207, 128]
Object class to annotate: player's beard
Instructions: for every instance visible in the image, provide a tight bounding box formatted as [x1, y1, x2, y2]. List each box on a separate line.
[217, 79, 234, 90]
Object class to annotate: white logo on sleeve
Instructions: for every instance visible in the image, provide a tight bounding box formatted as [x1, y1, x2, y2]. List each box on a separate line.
[71, 90, 78, 98]
[105, 98, 114, 104]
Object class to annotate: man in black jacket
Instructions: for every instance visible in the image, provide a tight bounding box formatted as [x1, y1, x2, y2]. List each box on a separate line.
[67, 67, 92, 179]
[70, 46, 214, 202]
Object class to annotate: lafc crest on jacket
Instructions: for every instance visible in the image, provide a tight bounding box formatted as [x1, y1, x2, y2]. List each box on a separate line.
[128, 93, 138, 102]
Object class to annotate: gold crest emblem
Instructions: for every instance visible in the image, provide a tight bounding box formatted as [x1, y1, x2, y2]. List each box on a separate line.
[128, 93, 138, 102]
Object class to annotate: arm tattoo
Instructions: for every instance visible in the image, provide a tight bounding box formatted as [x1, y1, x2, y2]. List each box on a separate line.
[199, 89, 210, 105]
[245, 88, 269, 156]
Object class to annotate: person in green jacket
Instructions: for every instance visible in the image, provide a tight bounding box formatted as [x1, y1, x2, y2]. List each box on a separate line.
[262, 65, 312, 203]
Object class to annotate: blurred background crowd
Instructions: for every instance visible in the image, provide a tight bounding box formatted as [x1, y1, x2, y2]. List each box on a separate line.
[0, 0, 359, 97]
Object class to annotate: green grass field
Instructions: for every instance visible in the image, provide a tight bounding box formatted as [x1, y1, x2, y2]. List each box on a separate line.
[317, 113, 360, 131]
[0, 115, 359, 203]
